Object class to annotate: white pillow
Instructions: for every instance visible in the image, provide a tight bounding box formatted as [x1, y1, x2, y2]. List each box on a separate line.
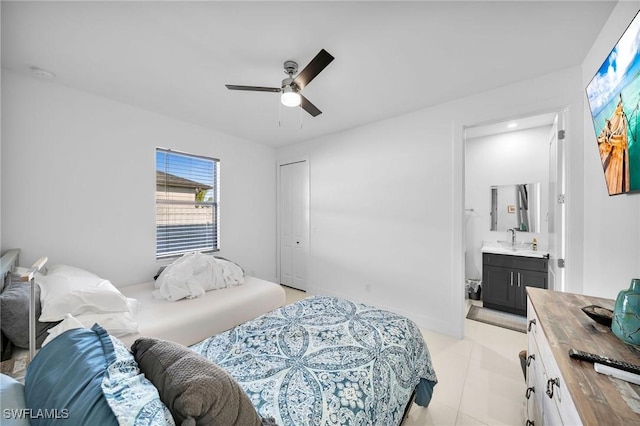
[38, 265, 130, 321]
[41, 314, 84, 347]
[72, 298, 139, 338]
[44, 264, 99, 278]
[42, 299, 139, 346]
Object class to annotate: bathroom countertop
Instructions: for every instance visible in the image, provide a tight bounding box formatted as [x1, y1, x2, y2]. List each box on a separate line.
[481, 241, 549, 258]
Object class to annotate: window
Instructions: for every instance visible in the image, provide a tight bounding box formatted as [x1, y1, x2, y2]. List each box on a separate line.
[156, 148, 219, 258]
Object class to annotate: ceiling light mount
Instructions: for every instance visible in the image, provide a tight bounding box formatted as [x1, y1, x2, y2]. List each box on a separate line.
[30, 66, 55, 79]
[283, 60, 298, 76]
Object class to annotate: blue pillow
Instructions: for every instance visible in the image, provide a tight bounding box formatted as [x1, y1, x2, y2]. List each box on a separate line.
[24, 325, 118, 426]
[0, 374, 30, 426]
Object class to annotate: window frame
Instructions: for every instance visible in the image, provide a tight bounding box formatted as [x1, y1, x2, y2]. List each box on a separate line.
[155, 147, 220, 259]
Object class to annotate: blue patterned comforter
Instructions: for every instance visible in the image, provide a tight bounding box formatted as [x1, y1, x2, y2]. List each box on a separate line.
[190, 296, 437, 425]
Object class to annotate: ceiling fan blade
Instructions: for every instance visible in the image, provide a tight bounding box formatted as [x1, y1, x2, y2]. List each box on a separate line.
[300, 94, 322, 117]
[225, 84, 281, 93]
[293, 49, 334, 90]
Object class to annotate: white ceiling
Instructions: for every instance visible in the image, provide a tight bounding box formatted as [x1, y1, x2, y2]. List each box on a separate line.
[1, 1, 617, 147]
[465, 111, 558, 140]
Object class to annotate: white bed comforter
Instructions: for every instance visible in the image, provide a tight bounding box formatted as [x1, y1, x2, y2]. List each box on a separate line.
[153, 252, 244, 302]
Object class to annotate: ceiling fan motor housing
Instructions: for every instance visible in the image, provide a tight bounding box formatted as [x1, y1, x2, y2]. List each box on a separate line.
[281, 77, 299, 93]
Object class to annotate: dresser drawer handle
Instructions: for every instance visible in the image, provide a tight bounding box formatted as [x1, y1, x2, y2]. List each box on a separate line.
[525, 386, 535, 399]
[528, 319, 536, 332]
[546, 377, 559, 398]
[526, 354, 535, 366]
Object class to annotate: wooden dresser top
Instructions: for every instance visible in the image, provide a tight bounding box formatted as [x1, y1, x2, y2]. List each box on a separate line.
[527, 287, 640, 425]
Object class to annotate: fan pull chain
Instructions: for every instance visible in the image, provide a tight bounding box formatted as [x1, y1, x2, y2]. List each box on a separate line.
[299, 103, 303, 130]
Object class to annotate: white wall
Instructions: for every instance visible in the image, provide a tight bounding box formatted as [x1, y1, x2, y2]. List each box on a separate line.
[581, 1, 640, 298]
[277, 65, 587, 338]
[278, 111, 456, 335]
[1, 71, 277, 286]
[465, 126, 551, 281]
[276, 2, 640, 337]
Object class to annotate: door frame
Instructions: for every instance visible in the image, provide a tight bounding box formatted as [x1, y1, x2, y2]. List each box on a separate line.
[459, 108, 568, 333]
[276, 156, 310, 288]
[547, 112, 567, 292]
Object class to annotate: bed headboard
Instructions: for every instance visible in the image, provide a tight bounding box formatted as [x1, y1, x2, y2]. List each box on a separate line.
[0, 248, 21, 292]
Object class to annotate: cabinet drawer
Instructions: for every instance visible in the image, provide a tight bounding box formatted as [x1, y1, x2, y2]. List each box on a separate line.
[537, 331, 581, 425]
[527, 297, 540, 340]
[483, 252, 548, 272]
[526, 330, 542, 425]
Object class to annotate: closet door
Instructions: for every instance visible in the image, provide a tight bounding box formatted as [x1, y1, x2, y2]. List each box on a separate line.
[279, 160, 308, 291]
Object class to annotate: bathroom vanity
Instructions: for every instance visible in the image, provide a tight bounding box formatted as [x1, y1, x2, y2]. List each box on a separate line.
[481, 242, 548, 316]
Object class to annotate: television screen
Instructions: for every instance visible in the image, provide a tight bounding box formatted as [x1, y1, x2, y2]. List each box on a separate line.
[586, 10, 640, 195]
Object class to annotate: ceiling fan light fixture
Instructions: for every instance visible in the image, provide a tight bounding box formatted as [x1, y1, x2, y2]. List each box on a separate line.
[281, 86, 301, 107]
[225, 49, 333, 117]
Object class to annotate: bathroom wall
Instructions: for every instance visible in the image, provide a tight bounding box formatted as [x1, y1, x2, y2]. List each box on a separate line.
[465, 125, 551, 282]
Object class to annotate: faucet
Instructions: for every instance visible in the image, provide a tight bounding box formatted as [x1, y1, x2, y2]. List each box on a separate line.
[508, 228, 517, 248]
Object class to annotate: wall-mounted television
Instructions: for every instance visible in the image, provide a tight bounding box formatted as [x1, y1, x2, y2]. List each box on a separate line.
[586, 10, 640, 196]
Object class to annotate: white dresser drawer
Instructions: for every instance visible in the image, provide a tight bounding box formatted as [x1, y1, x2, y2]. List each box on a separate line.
[527, 297, 581, 425]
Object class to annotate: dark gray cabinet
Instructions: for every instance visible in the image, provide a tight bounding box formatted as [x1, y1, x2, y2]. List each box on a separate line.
[482, 253, 548, 316]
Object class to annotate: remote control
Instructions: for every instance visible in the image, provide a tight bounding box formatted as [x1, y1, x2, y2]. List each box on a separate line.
[568, 348, 640, 375]
[594, 363, 640, 385]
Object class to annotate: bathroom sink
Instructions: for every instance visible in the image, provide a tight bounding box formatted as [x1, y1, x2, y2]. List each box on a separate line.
[481, 241, 548, 258]
[496, 240, 534, 250]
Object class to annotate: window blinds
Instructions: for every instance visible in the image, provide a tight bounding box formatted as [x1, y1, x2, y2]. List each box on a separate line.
[156, 148, 219, 258]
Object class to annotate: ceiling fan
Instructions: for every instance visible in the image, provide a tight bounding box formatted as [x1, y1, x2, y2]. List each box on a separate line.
[225, 49, 334, 117]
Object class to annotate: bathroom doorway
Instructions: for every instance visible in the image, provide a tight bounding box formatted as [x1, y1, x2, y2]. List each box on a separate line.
[463, 110, 567, 307]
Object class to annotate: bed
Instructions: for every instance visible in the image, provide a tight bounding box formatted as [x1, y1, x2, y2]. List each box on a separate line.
[0, 249, 286, 357]
[190, 295, 438, 425]
[0, 249, 437, 425]
[118, 276, 286, 348]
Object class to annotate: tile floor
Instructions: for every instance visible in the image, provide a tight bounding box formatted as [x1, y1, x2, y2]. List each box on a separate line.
[281, 286, 528, 426]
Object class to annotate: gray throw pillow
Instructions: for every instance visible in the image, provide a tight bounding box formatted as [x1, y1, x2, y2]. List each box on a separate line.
[132, 337, 271, 426]
[0, 274, 60, 349]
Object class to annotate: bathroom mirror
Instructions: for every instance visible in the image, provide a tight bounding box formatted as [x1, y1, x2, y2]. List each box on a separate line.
[490, 183, 541, 232]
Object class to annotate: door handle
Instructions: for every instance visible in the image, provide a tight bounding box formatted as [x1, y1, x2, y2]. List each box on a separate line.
[517, 273, 521, 287]
[510, 271, 514, 286]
